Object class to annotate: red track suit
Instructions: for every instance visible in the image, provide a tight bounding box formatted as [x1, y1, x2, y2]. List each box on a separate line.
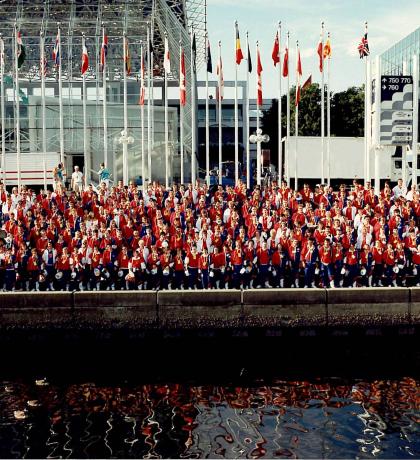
[383, 249, 396, 286]
[345, 250, 358, 287]
[319, 246, 334, 287]
[230, 248, 243, 289]
[412, 250, 420, 285]
[198, 254, 210, 288]
[257, 247, 270, 286]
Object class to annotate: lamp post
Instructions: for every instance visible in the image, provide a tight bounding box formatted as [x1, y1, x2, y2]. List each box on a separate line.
[249, 128, 270, 186]
[118, 129, 134, 184]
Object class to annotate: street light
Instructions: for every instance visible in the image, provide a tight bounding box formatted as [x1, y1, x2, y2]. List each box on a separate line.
[249, 128, 270, 186]
[118, 129, 134, 185]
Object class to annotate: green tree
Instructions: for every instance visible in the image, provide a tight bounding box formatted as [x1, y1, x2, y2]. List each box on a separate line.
[330, 86, 364, 137]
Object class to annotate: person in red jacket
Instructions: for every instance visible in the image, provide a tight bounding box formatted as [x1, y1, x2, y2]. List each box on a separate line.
[230, 240, 244, 289]
[318, 240, 334, 288]
[372, 240, 385, 287]
[185, 245, 199, 289]
[383, 243, 397, 287]
[412, 244, 420, 286]
[211, 246, 227, 289]
[256, 240, 271, 288]
[199, 248, 210, 289]
[27, 248, 41, 291]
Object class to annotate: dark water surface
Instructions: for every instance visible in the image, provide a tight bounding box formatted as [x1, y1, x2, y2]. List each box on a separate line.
[0, 336, 419, 458]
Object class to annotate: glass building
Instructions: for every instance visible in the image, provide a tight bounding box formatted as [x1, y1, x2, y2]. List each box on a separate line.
[380, 27, 420, 75]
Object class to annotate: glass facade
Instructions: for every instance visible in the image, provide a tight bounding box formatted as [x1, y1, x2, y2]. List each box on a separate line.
[380, 27, 420, 75]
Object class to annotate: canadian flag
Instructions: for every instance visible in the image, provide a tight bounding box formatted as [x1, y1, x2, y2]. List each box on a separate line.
[81, 40, 89, 75]
[295, 46, 302, 106]
[164, 37, 170, 74]
[216, 54, 224, 101]
[282, 46, 288, 77]
[257, 45, 263, 106]
[180, 47, 186, 106]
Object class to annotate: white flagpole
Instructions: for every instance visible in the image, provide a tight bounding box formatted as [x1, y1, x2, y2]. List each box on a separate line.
[58, 24, 64, 168]
[141, 44, 145, 190]
[147, 25, 152, 183]
[40, 30, 47, 190]
[295, 40, 299, 190]
[14, 25, 21, 190]
[412, 54, 419, 187]
[82, 34, 88, 187]
[364, 21, 369, 186]
[278, 21, 282, 185]
[102, 23, 108, 169]
[245, 31, 250, 189]
[286, 32, 290, 187]
[234, 21, 239, 185]
[320, 21, 325, 184]
[180, 41, 184, 184]
[164, 32, 169, 189]
[256, 41, 261, 187]
[150, 31, 155, 178]
[191, 27, 197, 185]
[123, 33, 129, 185]
[205, 32, 210, 186]
[0, 34, 6, 186]
[218, 40, 222, 185]
[326, 32, 331, 186]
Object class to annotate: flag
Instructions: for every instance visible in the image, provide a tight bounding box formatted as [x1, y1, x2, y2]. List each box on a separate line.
[40, 56, 47, 77]
[100, 33, 108, 69]
[272, 31, 280, 66]
[192, 32, 197, 73]
[317, 38, 323, 72]
[125, 37, 131, 75]
[0, 37, 4, 69]
[206, 38, 212, 73]
[323, 37, 331, 58]
[81, 40, 89, 75]
[17, 31, 26, 69]
[164, 36, 170, 74]
[295, 46, 302, 106]
[139, 49, 145, 105]
[257, 46, 263, 106]
[358, 33, 369, 59]
[180, 47, 186, 106]
[216, 55, 224, 101]
[282, 46, 288, 77]
[302, 74, 312, 91]
[53, 32, 60, 66]
[235, 23, 244, 65]
[247, 41, 252, 73]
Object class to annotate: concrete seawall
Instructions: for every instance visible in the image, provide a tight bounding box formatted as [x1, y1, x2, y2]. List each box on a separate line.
[0, 288, 419, 335]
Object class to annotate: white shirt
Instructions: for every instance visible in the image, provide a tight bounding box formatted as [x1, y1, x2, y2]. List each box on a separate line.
[72, 171, 83, 184]
[392, 184, 407, 199]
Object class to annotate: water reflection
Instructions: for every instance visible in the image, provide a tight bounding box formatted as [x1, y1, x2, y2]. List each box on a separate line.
[0, 378, 418, 458]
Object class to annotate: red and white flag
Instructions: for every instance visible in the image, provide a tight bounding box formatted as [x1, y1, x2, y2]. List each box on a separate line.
[272, 31, 280, 66]
[257, 45, 263, 106]
[282, 46, 288, 77]
[100, 32, 108, 70]
[81, 40, 89, 75]
[216, 54, 224, 101]
[139, 47, 145, 106]
[164, 37, 170, 74]
[179, 47, 186, 106]
[317, 37, 324, 72]
[295, 45, 302, 106]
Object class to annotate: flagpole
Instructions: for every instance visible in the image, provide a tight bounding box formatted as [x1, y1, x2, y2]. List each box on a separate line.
[218, 40, 222, 186]
[286, 32, 290, 187]
[82, 33, 88, 188]
[164, 32, 169, 189]
[326, 32, 331, 186]
[141, 43, 145, 190]
[123, 32, 129, 185]
[102, 23, 108, 170]
[278, 21, 282, 185]
[256, 41, 261, 187]
[0, 34, 6, 186]
[320, 21, 325, 184]
[412, 53, 418, 186]
[14, 25, 21, 190]
[205, 32, 210, 186]
[180, 41, 184, 184]
[295, 40, 299, 190]
[364, 21, 369, 186]
[191, 27, 197, 185]
[150, 30, 155, 180]
[58, 24, 64, 169]
[245, 31, 250, 189]
[40, 30, 47, 190]
[234, 21, 239, 185]
[147, 24, 152, 183]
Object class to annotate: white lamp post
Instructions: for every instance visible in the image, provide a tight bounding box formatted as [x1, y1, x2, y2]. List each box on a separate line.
[118, 129, 134, 184]
[249, 128, 270, 186]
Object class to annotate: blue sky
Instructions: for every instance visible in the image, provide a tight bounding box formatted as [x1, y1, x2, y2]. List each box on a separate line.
[200, 0, 420, 97]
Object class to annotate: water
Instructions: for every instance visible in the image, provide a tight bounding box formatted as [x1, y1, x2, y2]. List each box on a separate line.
[1, 376, 419, 459]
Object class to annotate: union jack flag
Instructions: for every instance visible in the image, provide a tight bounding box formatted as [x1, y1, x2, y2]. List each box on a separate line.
[358, 33, 369, 59]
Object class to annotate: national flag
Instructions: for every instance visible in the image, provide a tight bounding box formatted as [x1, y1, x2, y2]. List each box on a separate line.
[124, 37, 131, 75]
[235, 23, 244, 65]
[192, 32, 197, 73]
[257, 45, 263, 106]
[40, 56, 47, 77]
[295, 46, 302, 106]
[0, 37, 4, 69]
[100, 33, 108, 69]
[206, 38, 212, 73]
[180, 47, 186, 106]
[216, 55, 224, 101]
[139, 48, 145, 105]
[302, 74, 312, 91]
[317, 37, 323, 72]
[282, 46, 288, 77]
[272, 31, 280, 66]
[247, 41, 252, 73]
[53, 32, 60, 66]
[17, 31, 26, 69]
[323, 37, 331, 59]
[358, 33, 369, 59]
[81, 40, 89, 75]
[164, 36, 170, 74]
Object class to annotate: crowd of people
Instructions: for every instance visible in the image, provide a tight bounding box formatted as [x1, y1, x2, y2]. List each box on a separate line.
[0, 169, 420, 292]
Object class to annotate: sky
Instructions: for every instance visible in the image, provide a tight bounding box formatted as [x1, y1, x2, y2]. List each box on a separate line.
[200, 0, 420, 98]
